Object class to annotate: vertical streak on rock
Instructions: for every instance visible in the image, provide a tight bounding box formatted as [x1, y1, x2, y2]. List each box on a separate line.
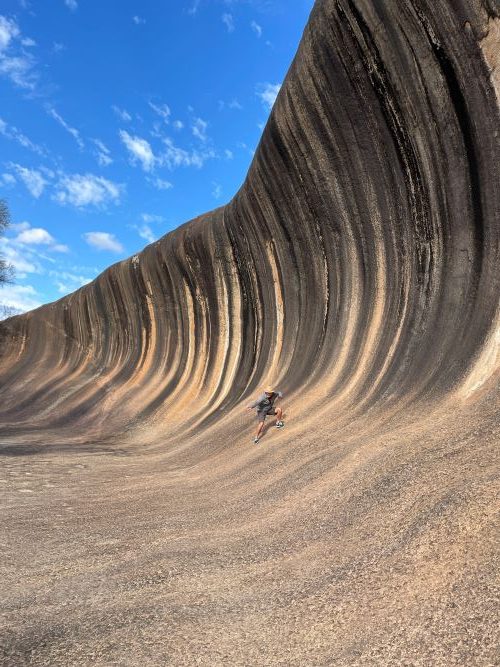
[265, 239, 285, 383]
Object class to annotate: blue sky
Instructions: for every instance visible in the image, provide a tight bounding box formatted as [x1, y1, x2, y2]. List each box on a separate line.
[0, 0, 314, 313]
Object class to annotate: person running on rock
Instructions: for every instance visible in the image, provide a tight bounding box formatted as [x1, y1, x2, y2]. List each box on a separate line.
[248, 388, 284, 444]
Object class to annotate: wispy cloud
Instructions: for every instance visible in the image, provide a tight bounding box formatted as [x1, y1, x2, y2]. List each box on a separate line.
[119, 130, 157, 171]
[8, 163, 48, 198]
[172, 120, 184, 130]
[83, 231, 124, 253]
[135, 224, 155, 244]
[149, 101, 171, 123]
[256, 82, 281, 110]
[0, 16, 20, 51]
[54, 173, 123, 208]
[0, 235, 39, 276]
[0, 15, 37, 89]
[46, 106, 84, 149]
[224, 149, 233, 160]
[92, 138, 112, 166]
[212, 182, 222, 200]
[3, 220, 71, 279]
[251, 20, 262, 38]
[141, 213, 165, 224]
[150, 177, 173, 190]
[160, 136, 215, 170]
[0, 283, 41, 312]
[112, 105, 132, 122]
[15, 223, 68, 252]
[218, 99, 242, 111]
[1, 173, 15, 186]
[222, 13, 235, 33]
[64, 0, 78, 11]
[0, 116, 45, 155]
[188, 0, 201, 16]
[49, 269, 92, 294]
[192, 117, 208, 142]
[132, 16, 146, 25]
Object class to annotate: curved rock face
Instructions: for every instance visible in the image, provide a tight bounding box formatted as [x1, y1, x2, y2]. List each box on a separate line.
[1, 1, 499, 665]
[0, 1, 499, 437]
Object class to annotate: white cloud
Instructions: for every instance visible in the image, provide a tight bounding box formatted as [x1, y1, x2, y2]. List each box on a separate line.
[16, 227, 54, 245]
[151, 177, 173, 191]
[47, 106, 84, 149]
[112, 105, 132, 122]
[188, 0, 201, 16]
[0, 16, 20, 51]
[119, 130, 157, 171]
[1, 173, 15, 186]
[237, 140, 255, 157]
[0, 53, 36, 89]
[11, 222, 69, 253]
[54, 173, 123, 208]
[49, 269, 92, 294]
[192, 117, 208, 142]
[53, 42, 65, 53]
[8, 163, 48, 198]
[133, 15, 146, 25]
[0, 237, 38, 275]
[160, 137, 214, 170]
[1, 225, 73, 286]
[0, 16, 36, 90]
[172, 120, 184, 130]
[141, 213, 165, 223]
[9, 221, 30, 232]
[222, 13, 235, 33]
[149, 101, 171, 123]
[256, 82, 281, 110]
[218, 99, 242, 112]
[21, 37, 36, 47]
[138, 224, 155, 243]
[0, 116, 45, 155]
[64, 0, 78, 11]
[0, 283, 41, 312]
[92, 138, 112, 166]
[0, 304, 22, 320]
[14, 227, 67, 252]
[83, 232, 124, 253]
[224, 149, 233, 160]
[251, 21, 262, 38]
[212, 182, 222, 200]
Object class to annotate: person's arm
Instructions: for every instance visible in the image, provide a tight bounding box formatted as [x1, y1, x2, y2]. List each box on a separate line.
[247, 394, 264, 409]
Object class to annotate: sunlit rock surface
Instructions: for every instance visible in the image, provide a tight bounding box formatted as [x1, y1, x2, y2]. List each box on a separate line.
[1, 1, 499, 665]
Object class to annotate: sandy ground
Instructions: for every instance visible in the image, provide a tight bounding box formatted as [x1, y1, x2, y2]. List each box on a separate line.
[1, 387, 499, 666]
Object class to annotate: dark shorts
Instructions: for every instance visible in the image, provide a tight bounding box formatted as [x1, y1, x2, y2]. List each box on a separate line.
[257, 408, 277, 422]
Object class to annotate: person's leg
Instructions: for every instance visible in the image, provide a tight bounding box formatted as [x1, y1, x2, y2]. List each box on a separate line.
[255, 416, 265, 439]
[275, 407, 283, 424]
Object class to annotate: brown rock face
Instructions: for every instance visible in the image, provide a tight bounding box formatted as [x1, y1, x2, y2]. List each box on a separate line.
[1, 2, 499, 665]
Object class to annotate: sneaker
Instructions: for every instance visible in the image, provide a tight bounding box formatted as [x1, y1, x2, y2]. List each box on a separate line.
[254, 437, 260, 444]
[276, 421, 284, 429]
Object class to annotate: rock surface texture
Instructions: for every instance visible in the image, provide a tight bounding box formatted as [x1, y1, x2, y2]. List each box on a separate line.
[1, 1, 499, 665]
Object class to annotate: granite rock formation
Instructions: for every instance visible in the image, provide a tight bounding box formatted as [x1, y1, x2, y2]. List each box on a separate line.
[1, 1, 499, 665]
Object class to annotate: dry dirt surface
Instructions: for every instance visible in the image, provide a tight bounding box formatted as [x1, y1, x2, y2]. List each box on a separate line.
[1, 1, 499, 665]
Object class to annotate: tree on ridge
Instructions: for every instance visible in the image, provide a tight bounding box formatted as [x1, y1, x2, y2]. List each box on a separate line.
[0, 199, 18, 321]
